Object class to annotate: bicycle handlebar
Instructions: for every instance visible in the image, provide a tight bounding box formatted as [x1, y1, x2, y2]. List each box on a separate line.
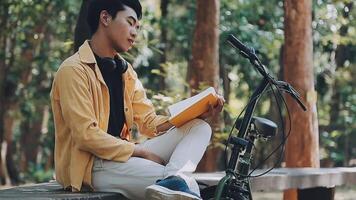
[275, 81, 307, 111]
[227, 34, 307, 112]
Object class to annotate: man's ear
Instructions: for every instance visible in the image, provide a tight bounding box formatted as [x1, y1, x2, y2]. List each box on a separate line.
[100, 10, 111, 26]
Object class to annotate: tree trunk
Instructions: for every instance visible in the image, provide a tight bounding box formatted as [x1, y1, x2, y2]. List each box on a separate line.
[74, 0, 91, 52]
[2, 40, 38, 185]
[158, 0, 169, 91]
[4, 110, 20, 185]
[220, 57, 232, 125]
[3, 52, 33, 185]
[188, 0, 220, 172]
[329, 3, 352, 128]
[19, 106, 48, 172]
[329, 2, 353, 166]
[0, 1, 10, 185]
[283, 0, 319, 199]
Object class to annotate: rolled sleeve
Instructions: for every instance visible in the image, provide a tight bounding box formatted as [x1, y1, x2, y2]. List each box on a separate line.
[131, 78, 169, 137]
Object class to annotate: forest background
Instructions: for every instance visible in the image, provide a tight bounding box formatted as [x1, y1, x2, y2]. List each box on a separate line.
[0, 0, 355, 186]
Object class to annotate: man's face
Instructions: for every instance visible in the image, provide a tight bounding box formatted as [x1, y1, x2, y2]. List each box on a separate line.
[105, 6, 140, 53]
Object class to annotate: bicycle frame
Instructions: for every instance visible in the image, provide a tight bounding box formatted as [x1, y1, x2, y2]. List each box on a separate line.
[210, 34, 306, 200]
[214, 77, 270, 200]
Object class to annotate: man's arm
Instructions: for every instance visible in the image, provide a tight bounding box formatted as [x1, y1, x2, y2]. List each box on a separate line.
[156, 121, 174, 135]
[155, 94, 224, 133]
[130, 73, 170, 137]
[132, 145, 166, 165]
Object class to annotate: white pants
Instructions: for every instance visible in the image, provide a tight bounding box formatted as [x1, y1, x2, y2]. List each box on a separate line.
[92, 119, 212, 200]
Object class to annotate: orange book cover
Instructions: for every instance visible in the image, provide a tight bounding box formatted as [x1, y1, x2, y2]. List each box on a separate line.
[168, 87, 218, 127]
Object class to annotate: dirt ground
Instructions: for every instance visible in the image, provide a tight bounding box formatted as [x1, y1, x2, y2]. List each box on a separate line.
[253, 186, 356, 200]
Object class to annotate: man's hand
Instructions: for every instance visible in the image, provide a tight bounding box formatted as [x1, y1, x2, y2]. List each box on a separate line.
[132, 146, 166, 166]
[199, 94, 225, 120]
[156, 121, 174, 134]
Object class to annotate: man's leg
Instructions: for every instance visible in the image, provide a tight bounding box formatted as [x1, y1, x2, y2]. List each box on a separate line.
[139, 119, 212, 194]
[92, 119, 211, 199]
[92, 156, 165, 200]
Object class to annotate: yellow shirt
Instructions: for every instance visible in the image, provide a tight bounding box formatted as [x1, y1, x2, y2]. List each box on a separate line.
[50, 41, 169, 191]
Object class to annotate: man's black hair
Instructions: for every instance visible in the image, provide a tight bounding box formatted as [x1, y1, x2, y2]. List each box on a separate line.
[87, 0, 142, 34]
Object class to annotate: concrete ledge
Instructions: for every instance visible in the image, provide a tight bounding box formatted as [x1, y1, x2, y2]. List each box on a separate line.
[0, 181, 128, 200]
[1, 167, 355, 199]
[192, 167, 356, 191]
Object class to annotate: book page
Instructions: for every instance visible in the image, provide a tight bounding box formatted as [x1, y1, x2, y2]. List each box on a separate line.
[168, 87, 216, 117]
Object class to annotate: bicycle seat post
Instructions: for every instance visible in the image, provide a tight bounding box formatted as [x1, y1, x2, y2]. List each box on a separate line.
[213, 78, 270, 200]
[227, 136, 249, 171]
[236, 135, 255, 177]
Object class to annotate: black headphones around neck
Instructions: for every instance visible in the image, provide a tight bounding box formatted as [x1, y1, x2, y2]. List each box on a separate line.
[98, 55, 128, 73]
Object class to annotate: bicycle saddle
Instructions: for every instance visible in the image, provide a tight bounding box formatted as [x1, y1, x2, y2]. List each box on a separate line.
[235, 116, 277, 138]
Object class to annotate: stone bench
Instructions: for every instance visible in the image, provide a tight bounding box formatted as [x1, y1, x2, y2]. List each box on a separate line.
[192, 167, 356, 200]
[0, 167, 355, 199]
[0, 181, 128, 200]
[193, 167, 356, 190]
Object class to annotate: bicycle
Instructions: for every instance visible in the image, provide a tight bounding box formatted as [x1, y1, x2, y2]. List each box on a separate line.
[200, 34, 307, 200]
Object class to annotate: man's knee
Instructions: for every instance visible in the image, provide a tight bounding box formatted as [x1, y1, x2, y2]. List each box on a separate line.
[191, 118, 212, 138]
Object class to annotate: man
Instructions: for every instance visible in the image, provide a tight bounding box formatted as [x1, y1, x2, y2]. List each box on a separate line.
[50, 0, 224, 199]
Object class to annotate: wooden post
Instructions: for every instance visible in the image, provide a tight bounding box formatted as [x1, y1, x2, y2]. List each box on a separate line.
[283, 0, 320, 199]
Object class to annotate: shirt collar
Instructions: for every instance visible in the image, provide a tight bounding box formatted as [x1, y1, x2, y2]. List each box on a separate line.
[78, 40, 97, 64]
[77, 40, 134, 80]
[78, 40, 126, 64]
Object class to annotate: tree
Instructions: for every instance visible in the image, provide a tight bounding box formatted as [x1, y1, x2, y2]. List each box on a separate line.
[328, 2, 353, 166]
[0, 1, 10, 185]
[188, 0, 221, 172]
[0, 0, 79, 185]
[158, 0, 169, 91]
[283, 0, 319, 199]
[313, 0, 356, 168]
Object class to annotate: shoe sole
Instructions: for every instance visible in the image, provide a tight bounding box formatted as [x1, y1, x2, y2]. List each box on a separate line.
[145, 185, 201, 200]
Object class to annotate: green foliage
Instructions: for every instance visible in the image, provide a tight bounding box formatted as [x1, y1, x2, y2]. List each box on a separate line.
[128, 1, 196, 92]
[313, 0, 356, 166]
[1, 0, 81, 183]
[220, 0, 284, 91]
[25, 163, 54, 183]
[133, 0, 356, 167]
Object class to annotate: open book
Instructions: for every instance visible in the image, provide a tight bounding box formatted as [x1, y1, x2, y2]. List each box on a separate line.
[168, 87, 218, 127]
